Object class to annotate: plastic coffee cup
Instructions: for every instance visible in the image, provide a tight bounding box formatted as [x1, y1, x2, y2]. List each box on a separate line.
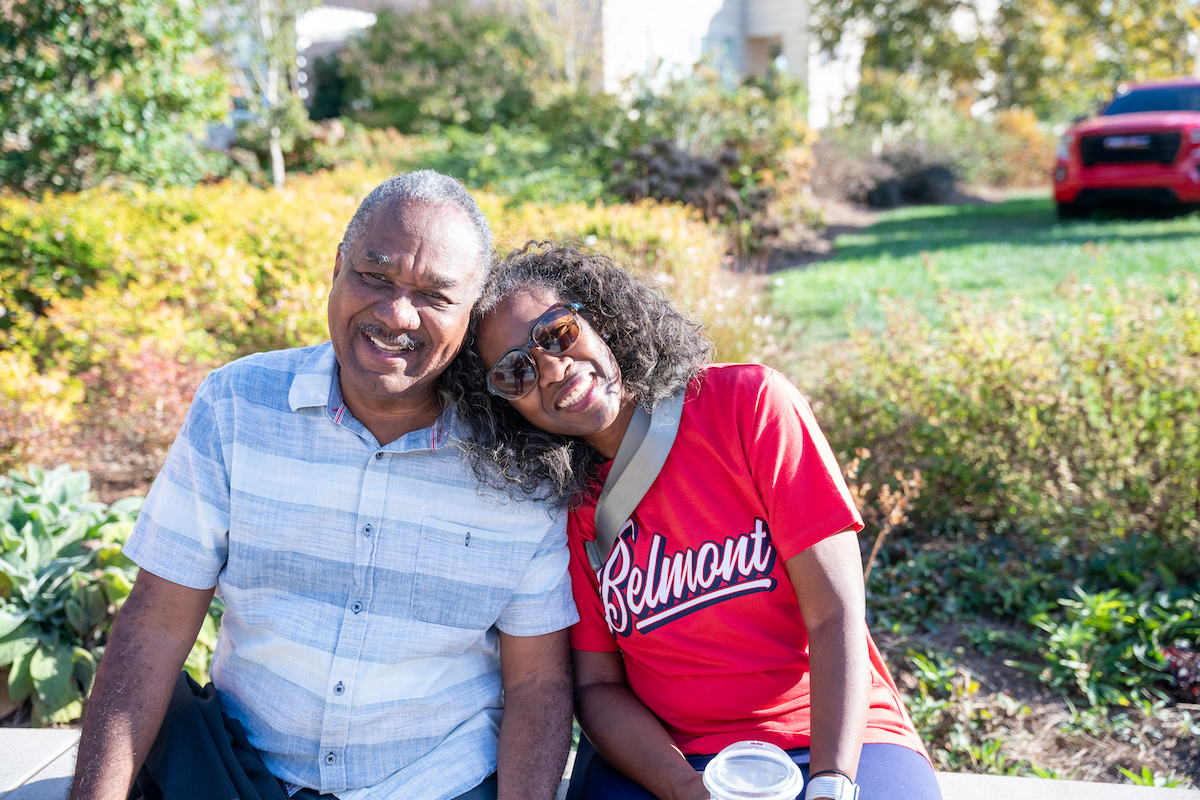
[702, 740, 804, 800]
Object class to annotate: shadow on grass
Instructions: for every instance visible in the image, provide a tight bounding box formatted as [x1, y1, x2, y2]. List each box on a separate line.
[831, 198, 1200, 263]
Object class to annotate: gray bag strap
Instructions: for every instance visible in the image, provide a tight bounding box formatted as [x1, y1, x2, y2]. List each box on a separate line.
[585, 390, 685, 572]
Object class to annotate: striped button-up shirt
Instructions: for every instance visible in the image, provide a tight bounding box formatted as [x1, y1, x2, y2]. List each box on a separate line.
[123, 343, 577, 799]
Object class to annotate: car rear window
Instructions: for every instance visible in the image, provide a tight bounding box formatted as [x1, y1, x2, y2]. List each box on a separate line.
[1103, 86, 1200, 115]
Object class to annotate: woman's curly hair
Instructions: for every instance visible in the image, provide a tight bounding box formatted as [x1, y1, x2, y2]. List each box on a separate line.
[438, 241, 713, 505]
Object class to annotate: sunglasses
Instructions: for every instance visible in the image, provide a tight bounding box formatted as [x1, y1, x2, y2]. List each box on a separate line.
[486, 303, 586, 400]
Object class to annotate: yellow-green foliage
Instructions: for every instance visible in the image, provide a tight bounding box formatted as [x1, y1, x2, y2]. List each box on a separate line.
[808, 275, 1200, 575]
[1, 166, 772, 472]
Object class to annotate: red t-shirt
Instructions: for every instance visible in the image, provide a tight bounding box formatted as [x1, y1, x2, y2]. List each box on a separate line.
[568, 364, 929, 758]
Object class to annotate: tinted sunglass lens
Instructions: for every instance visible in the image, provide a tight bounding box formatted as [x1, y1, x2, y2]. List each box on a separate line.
[490, 351, 537, 399]
[533, 309, 581, 355]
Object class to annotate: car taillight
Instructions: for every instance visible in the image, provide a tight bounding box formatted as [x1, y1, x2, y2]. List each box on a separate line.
[1057, 133, 1074, 160]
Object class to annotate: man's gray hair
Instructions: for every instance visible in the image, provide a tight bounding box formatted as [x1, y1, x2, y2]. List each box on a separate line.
[340, 170, 493, 282]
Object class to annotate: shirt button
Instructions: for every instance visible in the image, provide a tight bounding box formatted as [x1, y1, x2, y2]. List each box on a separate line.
[351, 601, 363, 614]
[375, 451, 383, 460]
[334, 681, 345, 695]
[325, 752, 336, 765]
[363, 524, 372, 536]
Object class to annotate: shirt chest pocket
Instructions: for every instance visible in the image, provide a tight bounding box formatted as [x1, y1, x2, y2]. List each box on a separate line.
[410, 516, 521, 629]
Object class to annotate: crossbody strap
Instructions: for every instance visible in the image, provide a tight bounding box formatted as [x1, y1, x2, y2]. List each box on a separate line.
[585, 390, 685, 572]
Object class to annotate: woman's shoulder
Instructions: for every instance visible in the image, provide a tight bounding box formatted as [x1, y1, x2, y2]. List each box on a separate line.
[690, 363, 785, 403]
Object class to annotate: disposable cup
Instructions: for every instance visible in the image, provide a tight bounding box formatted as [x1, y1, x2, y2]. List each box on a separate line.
[702, 740, 804, 800]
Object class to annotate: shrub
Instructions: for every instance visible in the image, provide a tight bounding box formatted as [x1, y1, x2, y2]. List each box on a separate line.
[808, 275, 1200, 580]
[1028, 588, 1200, 707]
[389, 125, 610, 207]
[812, 83, 1056, 204]
[0, 0, 230, 194]
[342, 0, 562, 134]
[0, 166, 777, 486]
[807, 275, 1200, 707]
[0, 350, 81, 473]
[612, 66, 818, 253]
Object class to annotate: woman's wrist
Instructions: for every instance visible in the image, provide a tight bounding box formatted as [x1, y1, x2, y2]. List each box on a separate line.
[667, 769, 710, 800]
[806, 772, 860, 800]
[810, 768, 855, 782]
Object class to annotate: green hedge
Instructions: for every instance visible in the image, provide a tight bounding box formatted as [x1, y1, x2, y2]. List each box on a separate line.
[809, 276, 1200, 582]
[0, 166, 779, 476]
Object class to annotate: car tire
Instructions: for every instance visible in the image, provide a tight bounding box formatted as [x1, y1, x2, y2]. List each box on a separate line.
[1056, 202, 1086, 220]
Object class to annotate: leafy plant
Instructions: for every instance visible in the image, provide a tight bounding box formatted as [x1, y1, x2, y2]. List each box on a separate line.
[1028, 588, 1200, 707]
[0, 465, 223, 723]
[342, 0, 564, 134]
[612, 65, 817, 254]
[1117, 766, 1187, 788]
[808, 274, 1200, 592]
[0, 466, 140, 725]
[0, 0, 230, 194]
[900, 648, 1038, 774]
[812, 0, 1194, 123]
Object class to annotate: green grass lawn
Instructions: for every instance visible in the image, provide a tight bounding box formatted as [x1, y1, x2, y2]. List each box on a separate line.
[769, 194, 1200, 341]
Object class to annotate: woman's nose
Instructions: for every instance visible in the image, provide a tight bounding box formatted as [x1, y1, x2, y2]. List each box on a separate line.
[535, 349, 571, 386]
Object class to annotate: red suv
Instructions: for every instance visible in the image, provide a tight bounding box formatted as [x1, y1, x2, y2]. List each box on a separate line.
[1053, 78, 1200, 218]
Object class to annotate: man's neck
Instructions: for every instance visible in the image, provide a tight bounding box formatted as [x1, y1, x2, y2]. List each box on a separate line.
[341, 385, 442, 446]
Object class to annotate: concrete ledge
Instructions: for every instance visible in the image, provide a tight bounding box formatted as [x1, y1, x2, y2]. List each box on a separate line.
[936, 772, 1200, 800]
[0, 728, 79, 800]
[3, 729, 1197, 800]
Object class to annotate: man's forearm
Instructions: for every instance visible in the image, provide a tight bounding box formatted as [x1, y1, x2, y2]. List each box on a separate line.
[70, 572, 214, 800]
[496, 673, 573, 800]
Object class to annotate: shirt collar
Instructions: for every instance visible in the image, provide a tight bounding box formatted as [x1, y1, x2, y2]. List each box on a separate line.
[287, 341, 457, 451]
[288, 342, 338, 411]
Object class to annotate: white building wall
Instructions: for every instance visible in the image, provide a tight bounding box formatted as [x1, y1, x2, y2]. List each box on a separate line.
[745, 0, 807, 84]
[600, 0, 745, 93]
[320, 0, 856, 129]
[598, 0, 832, 120]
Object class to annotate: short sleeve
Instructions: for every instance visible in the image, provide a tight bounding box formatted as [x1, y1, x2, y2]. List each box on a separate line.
[564, 486, 620, 652]
[496, 506, 580, 636]
[741, 370, 863, 561]
[121, 373, 231, 590]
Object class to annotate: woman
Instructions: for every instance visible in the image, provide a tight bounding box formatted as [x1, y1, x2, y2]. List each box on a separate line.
[446, 242, 940, 800]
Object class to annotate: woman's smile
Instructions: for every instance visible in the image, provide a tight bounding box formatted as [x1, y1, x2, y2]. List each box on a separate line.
[478, 288, 634, 458]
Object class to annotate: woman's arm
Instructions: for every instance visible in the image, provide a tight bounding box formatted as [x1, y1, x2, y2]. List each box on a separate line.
[785, 529, 870, 783]
[573, 649, 709, 800]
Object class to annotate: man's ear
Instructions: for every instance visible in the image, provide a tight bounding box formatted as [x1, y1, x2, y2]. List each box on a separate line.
[333, 247, 343, 280]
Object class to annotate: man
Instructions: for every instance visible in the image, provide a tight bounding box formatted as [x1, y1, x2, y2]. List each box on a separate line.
[69, 171, 577, 800]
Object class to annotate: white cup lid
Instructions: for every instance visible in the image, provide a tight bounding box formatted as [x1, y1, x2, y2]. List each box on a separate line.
[702, 740, 804, 800]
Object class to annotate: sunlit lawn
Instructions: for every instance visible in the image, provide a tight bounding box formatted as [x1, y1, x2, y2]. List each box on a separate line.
[769, 193, 1200, 341]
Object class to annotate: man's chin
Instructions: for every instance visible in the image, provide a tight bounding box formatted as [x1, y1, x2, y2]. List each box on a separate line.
[341, 360, 434, 403]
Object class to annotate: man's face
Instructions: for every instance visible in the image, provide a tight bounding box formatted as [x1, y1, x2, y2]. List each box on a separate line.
[328, 199, 483, 424]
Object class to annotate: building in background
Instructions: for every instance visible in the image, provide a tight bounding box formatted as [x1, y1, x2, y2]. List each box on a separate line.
[313, 0, 859, 128]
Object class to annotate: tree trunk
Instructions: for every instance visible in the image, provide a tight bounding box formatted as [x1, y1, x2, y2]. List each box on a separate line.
[270, 129, 285, 190]
[261, 0, 285, 190]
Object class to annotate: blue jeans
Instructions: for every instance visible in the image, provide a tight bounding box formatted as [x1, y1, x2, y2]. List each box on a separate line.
[566, 735, 942, 800]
